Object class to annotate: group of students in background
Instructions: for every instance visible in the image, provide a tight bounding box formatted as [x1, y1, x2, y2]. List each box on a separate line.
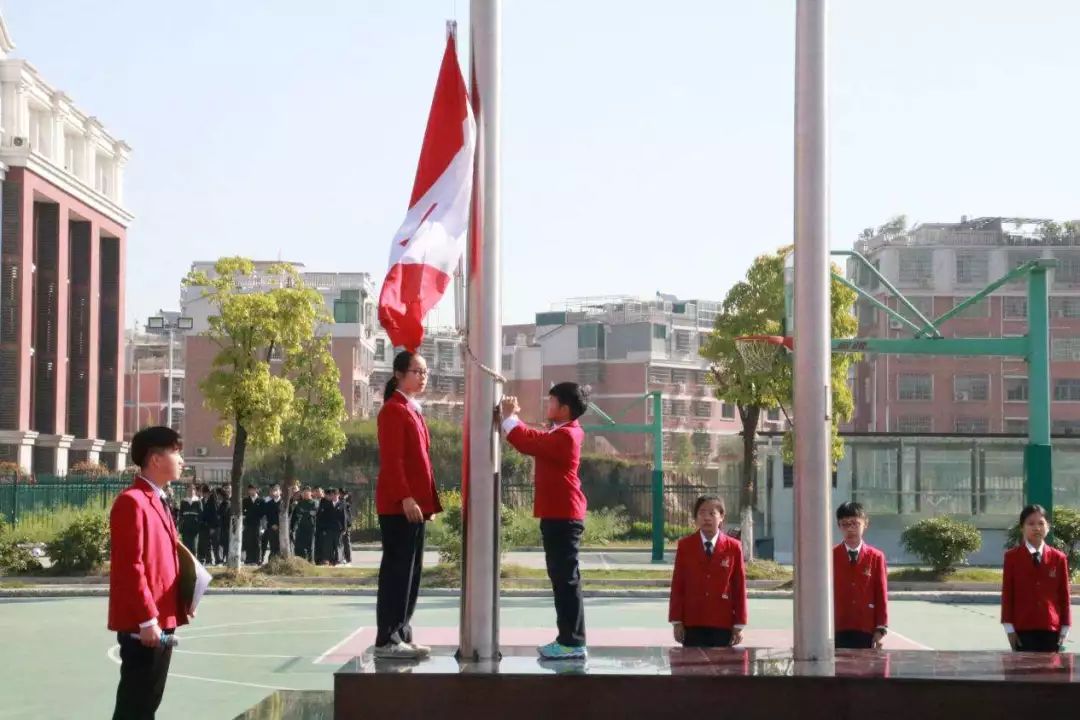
[668, 498, 1072, 653]
[168, 481, 355, 566]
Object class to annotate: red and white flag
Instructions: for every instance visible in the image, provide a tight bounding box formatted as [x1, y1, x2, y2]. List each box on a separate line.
[378, 34, 475, 351]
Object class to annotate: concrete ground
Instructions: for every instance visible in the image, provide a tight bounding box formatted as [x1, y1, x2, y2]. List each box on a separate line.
[348, 548, 668, 570]
[0, 594, 1068, 720]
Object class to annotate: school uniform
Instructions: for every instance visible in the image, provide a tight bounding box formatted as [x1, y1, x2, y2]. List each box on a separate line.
[217, 497, 232, 563]
[375, 391, 442, 647]
[263, 497, 283, 559]
[669, 531, 748, 647]
[178, 497, 201, 552]
[503, 415, 588, 648]
[197, 494, 219, 565]
[242, 495, 262, 565]
[1001, 542, 1072, 652]
[832, 542, 888, 649]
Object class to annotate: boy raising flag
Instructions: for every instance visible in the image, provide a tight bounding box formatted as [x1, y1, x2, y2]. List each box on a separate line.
[501, 384, 589, 660]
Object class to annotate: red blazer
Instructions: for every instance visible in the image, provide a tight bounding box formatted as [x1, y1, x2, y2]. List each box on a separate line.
[376, 392, 442, 517]
[506, 420, 586, 520]
[108, 479, 187, 633]
[833, 543, 888, 633]
[1001, 544, 1072, 632]
[668, 532, 748, 629]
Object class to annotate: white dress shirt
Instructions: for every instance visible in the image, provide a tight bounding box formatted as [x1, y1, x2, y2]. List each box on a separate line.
[397, 390, 423, 414]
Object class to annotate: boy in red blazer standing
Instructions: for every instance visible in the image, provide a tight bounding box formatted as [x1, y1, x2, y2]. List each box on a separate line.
[833, 502, 888, 649]
[669, 496, 748, 647]
[1002, 504, 1072, 653]
[501, 383, 589, 660]
[108, 426, 190, 719]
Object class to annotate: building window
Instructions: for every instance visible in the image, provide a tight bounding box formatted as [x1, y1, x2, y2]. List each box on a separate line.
[1053, 419, 1080, 435]
[670, 400, 689, 417]
[720, 402, 736, 420]
[674, 330, 692, 353]
[1057, 255, 1080, 284]
[374, 339, 386, 362]
[436, 342, 456, 370]
[1003, 296, 1027, 320]
[648, 366, 671, 385]
[653, 324, 667, 340]
[954, 416, 989, 433]
[1052, 337, 1080, 362]
[766, 407, 781, 422]
[578, 323, 605, 360]
[1050, 297, 1080, 319]
[692, 401, 712, 419]
[671, 368, 690, 385]
[578, 364, 602, 385]
[1004, 418, 1028, 434]
[955, 253, 989, 285]
[1053, 378, 1080, 402]
[897, 415, 932, 433]
[1004, 377, 1029, 402]
[898, 373, 932, 401]
[333, 299, 360, 324]
[953, 374, 989, 402]
[897, 296, 934, 322]
[502, 351, 513, 371]
[952, 297, 989, 318]
[899, 250, 932, 284]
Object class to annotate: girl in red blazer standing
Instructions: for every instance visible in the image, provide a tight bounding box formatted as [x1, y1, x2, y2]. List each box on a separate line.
[375, 350, 442, 660]
[669, 496, 748, 647]
[1001, 504, 1072, 653]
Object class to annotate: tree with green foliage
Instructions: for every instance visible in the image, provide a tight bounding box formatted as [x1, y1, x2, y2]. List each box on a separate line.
[699, 246, 857, 559]
[271, 333, 347, 558]
[183, 258, 329, 569]
[1005, 506, 1080, 580]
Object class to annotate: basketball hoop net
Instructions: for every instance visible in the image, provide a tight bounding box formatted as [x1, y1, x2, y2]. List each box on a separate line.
[734, 335, 793, 374]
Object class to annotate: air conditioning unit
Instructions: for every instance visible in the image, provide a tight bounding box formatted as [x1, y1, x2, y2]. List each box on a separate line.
[956, 391, 970, 402]
[11, 136, 27, 148]
[195, 447, 209, 457]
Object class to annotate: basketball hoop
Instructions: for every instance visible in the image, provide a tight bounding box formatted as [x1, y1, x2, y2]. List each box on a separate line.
[735, 335, 793, 374]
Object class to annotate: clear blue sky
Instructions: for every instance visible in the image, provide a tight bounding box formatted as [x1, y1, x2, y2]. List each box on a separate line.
[4, 0, 1079, 327]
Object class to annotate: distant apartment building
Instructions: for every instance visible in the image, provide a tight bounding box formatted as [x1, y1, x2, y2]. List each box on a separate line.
[847, 216, 1080, 435]
[180, 263, 379, 472]
[0, 15, 132, 472]
[501, 294, 784, 465]
[123, 311, 186, 441]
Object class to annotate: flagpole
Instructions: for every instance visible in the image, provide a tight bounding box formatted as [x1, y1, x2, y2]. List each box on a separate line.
[793, 0, 833, 664]
[460, 0, 502, 661]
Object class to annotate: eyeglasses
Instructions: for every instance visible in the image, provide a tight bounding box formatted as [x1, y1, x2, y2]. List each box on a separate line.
[408, 368, 429, 377]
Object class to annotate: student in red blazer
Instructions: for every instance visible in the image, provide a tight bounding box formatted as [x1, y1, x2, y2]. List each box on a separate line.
[832, 502, 888, 649]
[374, 350, 442, 660]
[501, 383, 589, 659]
[1001, 504, 1072, 653]
[669, 496, 748, 647]
[108, 426, 189, 720]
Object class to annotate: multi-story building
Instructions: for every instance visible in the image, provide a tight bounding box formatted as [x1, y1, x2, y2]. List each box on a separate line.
[0, 15, 132, 472]
[180, 262, 379, 472]
[369, 328, 467, 424]
[501, 294, 784, 465]
[847, 216, 1080, 435]
[123, 311, 186, 441]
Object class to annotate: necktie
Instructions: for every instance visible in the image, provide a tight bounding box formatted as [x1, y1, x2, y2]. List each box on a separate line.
[1033, 551, 1042, 567]
[704, 540, 713, 558]
[848, 549, 859, 565]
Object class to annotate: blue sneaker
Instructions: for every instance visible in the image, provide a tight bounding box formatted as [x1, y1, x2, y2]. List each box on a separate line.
[537, 641, 587, 660]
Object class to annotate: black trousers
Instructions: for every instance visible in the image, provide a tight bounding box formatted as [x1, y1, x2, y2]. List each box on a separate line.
[319, 530, 342, 565]
[294, 526, 314, 562]
[242, 525, 261, 564]
[265, 527, 281, 559]
[197, 527, 217, 564]
[342, 533, 352, 563]
[179, 528, 198, 555]
[541, 519, 586, 647]
[113, 632, 173, 720]
[376, 514, 426, 647]
[682, 626, 733, 648]
[835, 630, 875, 649]
[1016, 630, 1062, 653]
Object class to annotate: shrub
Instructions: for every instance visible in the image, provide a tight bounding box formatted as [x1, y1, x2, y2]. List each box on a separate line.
[428, 490, 463, 565]
[262, 555, 314, 576]
[621, 521, 696, 542]
[10, 505, 98, 545]
[69, 460, 110, 478]
[900, 516, 982, 576]
[501, 505, 540, 548]
[46, 509, 110, 573]
[582, 507, 629, 546]
[1005, 506, 1080, 579]
[0, 461, 27, 478]
[0, 533, 41, 574]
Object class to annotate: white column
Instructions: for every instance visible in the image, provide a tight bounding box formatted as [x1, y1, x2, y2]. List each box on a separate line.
[460, 0, 502, 662]
[83, 121, 98, 185]
[793, 0, 834, 664]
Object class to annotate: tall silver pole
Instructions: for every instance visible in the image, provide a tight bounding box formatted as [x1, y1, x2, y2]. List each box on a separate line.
[460, 0, 502, 661]
[166, 327, 174, 429]
[793, 0, 833, 663]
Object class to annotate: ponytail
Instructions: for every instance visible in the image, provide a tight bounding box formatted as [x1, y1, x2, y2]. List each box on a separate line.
[383, 376, 400, 402]
[384, 349, 416, 402]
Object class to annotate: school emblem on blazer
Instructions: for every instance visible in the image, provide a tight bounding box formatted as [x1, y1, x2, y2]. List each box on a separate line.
[863, 567, 872, 577]
[721, 557, 731, 568]
[1049, 567, 1057, 578]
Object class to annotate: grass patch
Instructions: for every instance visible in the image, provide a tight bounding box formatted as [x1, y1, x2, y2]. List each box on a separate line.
[889, 567, 1001, 583]
[0, 580, 30, 589]
[209, 568, 272, 588]
[745, 560, 792, 581]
